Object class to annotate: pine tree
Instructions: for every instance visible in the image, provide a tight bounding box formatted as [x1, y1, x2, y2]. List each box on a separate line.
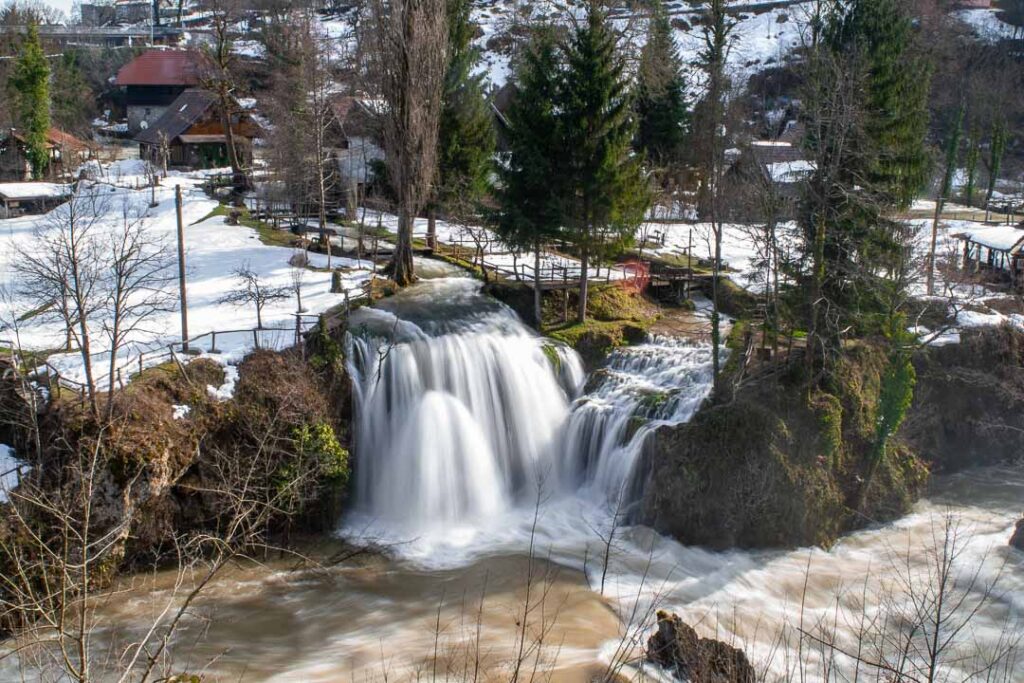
[437, 0, 496, 207]
[497, 28, 563, 327]
[829, 0, 931, 209]
[9, 24, 51, 180]
[559, 1, 648, 323]
[803, 0, 932, 366]
[635, 0, 688, 170]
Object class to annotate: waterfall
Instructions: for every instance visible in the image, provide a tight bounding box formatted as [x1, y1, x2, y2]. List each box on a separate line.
[345, 279, 584, 527]
[560, 337, 716, 502]
[345, 277, 716, 531]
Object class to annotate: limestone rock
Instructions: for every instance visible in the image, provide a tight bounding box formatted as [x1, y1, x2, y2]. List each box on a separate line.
[647, 611, 755, 683]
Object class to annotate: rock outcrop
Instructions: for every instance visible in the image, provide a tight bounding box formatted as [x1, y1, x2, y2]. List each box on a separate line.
[901, 325, 1024, 473]
[1011, 518, 1024, 551]
[647, 611, 755, 683]
[638, 343, 927, 549]
[639, 325, 1024, 551]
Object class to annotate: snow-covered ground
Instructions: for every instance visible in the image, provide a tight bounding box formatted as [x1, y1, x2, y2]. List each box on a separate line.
[0, 164, 374, 389]
[367, 210, 635, 282]
[0, 444, 20, 504]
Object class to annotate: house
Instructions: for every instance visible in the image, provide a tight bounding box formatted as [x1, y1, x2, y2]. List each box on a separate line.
[328, 95, 384, 198]
[115, 49, 201, 133]
[722, 122, 815, 220]
[0, 128, 91, 182]
[115, 0, 153, 24]
[489, 82, 518, 153]
[955, 224, 1024, 288]
[0, 182, 72, 218]
[136, 89, 261, 170]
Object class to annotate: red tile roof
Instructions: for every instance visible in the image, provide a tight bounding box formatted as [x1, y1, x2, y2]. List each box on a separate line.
[115, 49, 201, 87]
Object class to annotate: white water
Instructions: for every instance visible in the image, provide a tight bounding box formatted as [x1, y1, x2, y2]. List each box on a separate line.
[342, 274, 1023, 681]
[344, 277, 717, 538]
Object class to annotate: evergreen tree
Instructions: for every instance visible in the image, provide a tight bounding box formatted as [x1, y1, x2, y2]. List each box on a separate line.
[559, 1, 648, 323]
[984, 120, 1006, 221]
[497, 29, 563, 327]
[438, 0, 495, 204]
[803, 0, 932, 365]
[828, 0, 931, 209]
[9, 24, 51, 180]
[635, 0, 688, 170]
[51, 51, 95, 135]
[962, 124, 981, 206]
[432, 0, 496, 244]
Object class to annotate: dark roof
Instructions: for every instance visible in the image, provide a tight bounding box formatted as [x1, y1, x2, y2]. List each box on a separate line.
[116, 49, 200, 87]
[329, 96, 380, 138]
[749, 141, 807, 166]
[136, 89, 218, 145]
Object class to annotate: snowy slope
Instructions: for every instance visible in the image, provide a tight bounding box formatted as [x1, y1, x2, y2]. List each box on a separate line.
[0, 170, 374, 389]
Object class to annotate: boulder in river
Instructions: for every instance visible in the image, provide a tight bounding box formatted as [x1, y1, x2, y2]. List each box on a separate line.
[1011, 518, 1024, 551]
[646, 611, 755, 683]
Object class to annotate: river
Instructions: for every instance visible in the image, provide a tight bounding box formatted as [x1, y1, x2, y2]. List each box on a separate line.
[5, 271, 1022, 681]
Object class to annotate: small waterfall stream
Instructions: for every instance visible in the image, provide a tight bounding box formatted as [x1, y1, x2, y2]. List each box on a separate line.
[344, 276, 716, 532]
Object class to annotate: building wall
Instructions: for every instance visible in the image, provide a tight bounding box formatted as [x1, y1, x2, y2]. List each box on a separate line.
[0, 144, 30, 182]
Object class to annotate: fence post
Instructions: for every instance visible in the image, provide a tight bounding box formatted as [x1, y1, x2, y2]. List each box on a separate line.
[210, 330, 217, 353]
[139, 354, 144, 376]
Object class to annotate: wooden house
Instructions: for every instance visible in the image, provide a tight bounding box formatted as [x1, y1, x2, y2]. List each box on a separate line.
[115, 49, 201, 134]
[0, 128, 91, 182]
[0, 182, 72, 218]
[722, 128, 815, 220]
[956, 224, 1024, 288]
[328, 95, 384, 198]
[136, 89, 260, 170]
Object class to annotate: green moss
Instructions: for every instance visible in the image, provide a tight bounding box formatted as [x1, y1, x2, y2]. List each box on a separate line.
[541, 343, 562, 373]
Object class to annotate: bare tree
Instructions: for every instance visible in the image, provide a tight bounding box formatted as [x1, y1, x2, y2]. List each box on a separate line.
[289, 250, 309, 313]
[103, 200, 176, 415]
[219, 263, 290, 329]
[15, 190, 108, 414]
[200, 0, 250, 194]
[363, 0, 449, 286]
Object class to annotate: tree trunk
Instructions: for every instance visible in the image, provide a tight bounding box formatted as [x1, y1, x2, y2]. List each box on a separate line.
[219, 98, 247, 195]
[807, 211, 826, 380]
[577, 239, 590, 324]
[427, 206, 437, 250]
[387, 206, 416, 286]
[711, 224, 721, 379]
[533, 239, 543, 328]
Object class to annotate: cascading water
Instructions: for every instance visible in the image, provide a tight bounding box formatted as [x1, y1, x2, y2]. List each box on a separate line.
[344, 275, 717, 533]
[560, 337, 716, 501]
[345, 277, 586, 527]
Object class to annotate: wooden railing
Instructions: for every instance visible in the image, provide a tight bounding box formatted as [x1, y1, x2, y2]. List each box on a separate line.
[9, 280, 373, 401]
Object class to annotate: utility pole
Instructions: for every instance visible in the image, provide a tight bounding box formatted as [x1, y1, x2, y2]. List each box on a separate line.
[175, 185, 189, 352]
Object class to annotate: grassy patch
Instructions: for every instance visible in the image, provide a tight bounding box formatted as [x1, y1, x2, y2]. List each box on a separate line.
[200, 204, 300, 249]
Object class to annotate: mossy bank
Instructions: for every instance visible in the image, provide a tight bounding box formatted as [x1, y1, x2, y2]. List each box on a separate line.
[637, 326, 1024, 550]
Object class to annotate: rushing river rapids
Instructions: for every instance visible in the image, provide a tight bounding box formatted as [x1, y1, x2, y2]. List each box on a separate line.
[4, 271, 1021, 681]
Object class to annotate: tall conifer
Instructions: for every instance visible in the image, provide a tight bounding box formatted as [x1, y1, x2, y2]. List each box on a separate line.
[437, 0, 496, 213]
[559, 1, 648, 323]
[497, 29, 563, 327]
[10, 24, 51, 180]
[636, 0, 688, 169]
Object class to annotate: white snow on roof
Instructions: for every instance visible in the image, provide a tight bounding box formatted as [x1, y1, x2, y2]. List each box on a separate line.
[766, 159, 815, 183]
[0, 183, 72, 200]
[954, 8, 1016, 42]
[957, 225, 1024, 252]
